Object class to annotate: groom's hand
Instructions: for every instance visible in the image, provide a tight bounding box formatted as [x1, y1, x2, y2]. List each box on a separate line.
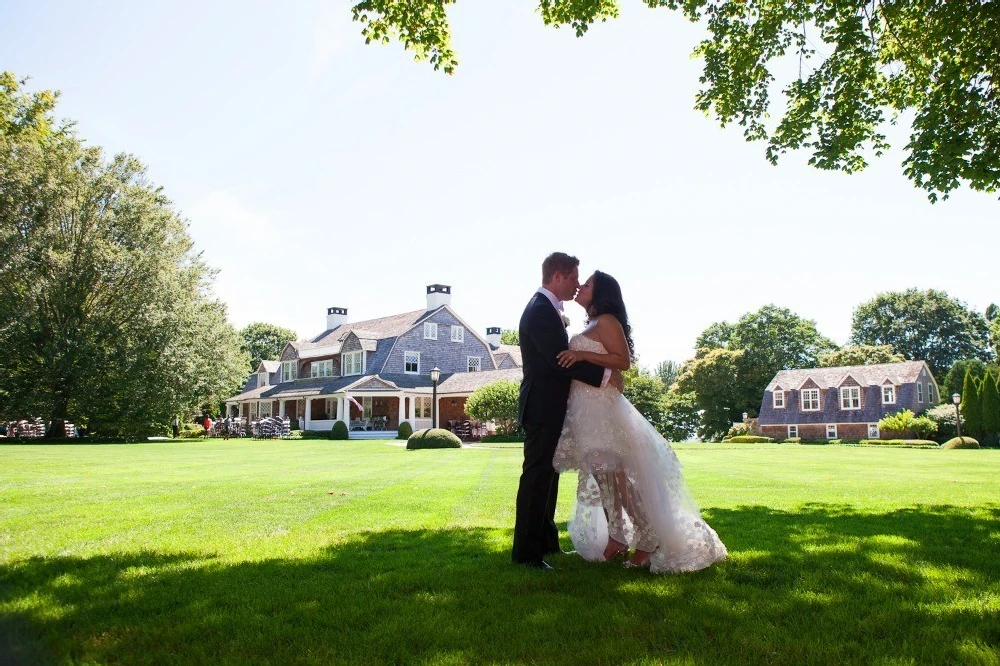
[609, 370, 624, 393]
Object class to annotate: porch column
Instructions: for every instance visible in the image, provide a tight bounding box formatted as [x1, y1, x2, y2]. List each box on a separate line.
[304, 398, 312, 430]
[397, 394, 406, 425]
[336, 397, 344, 421]
[407, 395, 415, 421]
[279, 400, 286, 418]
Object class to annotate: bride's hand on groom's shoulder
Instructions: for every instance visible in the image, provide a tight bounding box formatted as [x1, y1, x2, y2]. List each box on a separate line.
[557, 350, 580, 367]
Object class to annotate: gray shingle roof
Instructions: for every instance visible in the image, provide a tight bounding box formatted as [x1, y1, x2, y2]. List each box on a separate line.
[436, 369, 523, 394]
[297, 309, 429, 350]
[766, 361, 931, 392]
[495, 345, 522, 366]
[256, 360, 281, 373]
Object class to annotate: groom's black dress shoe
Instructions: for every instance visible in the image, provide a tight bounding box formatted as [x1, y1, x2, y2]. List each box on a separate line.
[544, 549, 576, 556]
[520, 560, 555, 571]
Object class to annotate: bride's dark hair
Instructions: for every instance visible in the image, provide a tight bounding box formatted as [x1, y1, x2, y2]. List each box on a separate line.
[587, 270, 635, 362]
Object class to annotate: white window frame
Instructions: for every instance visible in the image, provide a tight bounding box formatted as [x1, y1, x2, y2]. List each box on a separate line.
[927, 382, 934, 403]
[917, 382, 923, 403]
[415, 396, 432, 418]
[773, 390, 785, 409]
[311, 359, 333, 379]
[404, 351, 420, 374]
[451, 326, 465, 343]
[258, 372, 268, 387]
[801, 389, 821, 411]
[840, 386, 861, 410]
[787, 424, 798, 439]
[281, 361, 297, 383]
[882, 385, 895, 404]
[424, 322, 438, 340]
[826, 424, 838, 439]
[467, 356, 481, 372]
[868, 423, 880, 439]
[342, 351, 364, 376]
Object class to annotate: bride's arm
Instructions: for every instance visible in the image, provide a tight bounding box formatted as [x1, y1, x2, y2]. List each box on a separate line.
[557, 315, 631, 371]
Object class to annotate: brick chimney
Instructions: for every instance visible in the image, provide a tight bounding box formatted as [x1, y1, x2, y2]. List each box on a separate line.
[426, 284, 452, 310]
[326, 307, 348, 330]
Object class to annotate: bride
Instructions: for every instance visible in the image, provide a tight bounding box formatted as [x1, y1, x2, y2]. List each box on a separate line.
[553, 271, 727, 573]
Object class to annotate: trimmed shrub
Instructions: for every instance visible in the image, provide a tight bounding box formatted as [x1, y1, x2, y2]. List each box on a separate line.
[726, 424, 750, 439]
[331, 421, 350, 440]
[480, 432, 525, 443]
[782, 437, 802, 444]
[406, 428, 462, 450]
[942, 436, 980, 449]
[300, 430, 332, 440]
[727, 435, 774, 443]
[860, 439, 938, 448]
[397, 421, 413, 440]
[180, 425, 206, 438]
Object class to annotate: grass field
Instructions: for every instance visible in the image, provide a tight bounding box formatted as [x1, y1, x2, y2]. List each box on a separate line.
[1, 441, 998, 665]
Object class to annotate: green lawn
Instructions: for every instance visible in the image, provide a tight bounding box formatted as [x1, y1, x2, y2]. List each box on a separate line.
[1, 441, 998, 665]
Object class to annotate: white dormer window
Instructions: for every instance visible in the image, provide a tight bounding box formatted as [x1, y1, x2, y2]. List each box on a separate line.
[258, 372, 268, 387]
[424, 323, 438, 340]
[281, 361, 297, 383]
[451, 326, 465, 343]
[468, 356, 481, 372]
[343, 351, 363, 376]
[773, 390, 785, 408]
[801, 389, 820, 411]
[840, 387, 861, 410]
[311, 359, 333, 378]
[882, 385, 895, 404]
[404, 351, 420, 374]
[927, 382, 935, 403]
[917, 382, 923, 403]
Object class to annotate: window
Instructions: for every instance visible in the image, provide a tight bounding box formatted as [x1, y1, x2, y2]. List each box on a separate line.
[363, 396, 373, 419]
[773, 390, 785, 408]
[281, 361, 297, 383]
[868, 423, 880, 439]
[259, 401, 271, 417]
[342, 351, 363, 376]
[424, 322, 438, 340]
[404, 351, 420, 374]
[840, 386, 861, 410]
[415, 396, 432, 418]
[917, 382, 923, 403]
[927, 382, 935, 403]
[826, 424, 837, 439]
[258, 372, 268, 387]
[311, 359, 333, 378]
[468, 356, 481, 372]
[882, 385, 895, 404]
[787, 424, 798, 439]
[451, 326, 465, 343]
[801, 389, 820, 411]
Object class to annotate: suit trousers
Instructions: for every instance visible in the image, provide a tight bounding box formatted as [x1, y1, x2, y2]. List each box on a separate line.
[511, 420, 564, 564]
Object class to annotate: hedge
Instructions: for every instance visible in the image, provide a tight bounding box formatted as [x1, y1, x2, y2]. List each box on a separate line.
[397, 421, 413, 440]
[941, 436, 980, 449]
[727, 435, 774, 443]
[859, 439, 939, 448]
[406, 428, 462, 450]
[480, 433, 525, 443]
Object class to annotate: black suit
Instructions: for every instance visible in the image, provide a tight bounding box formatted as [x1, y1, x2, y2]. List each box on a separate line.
[512, 292, 605, 565]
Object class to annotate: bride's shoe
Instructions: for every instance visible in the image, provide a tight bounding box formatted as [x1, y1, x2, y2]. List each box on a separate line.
[623, 550, 653, 569]
[603, 539, 628, 561]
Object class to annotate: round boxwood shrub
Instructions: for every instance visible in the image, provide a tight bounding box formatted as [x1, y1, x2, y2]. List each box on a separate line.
[406, 428, 462, 450]
[331, 420, 350, 440]
[728, 435, 774, 443]
[397, 421, 413, 440]
[942, 436, 980, 449]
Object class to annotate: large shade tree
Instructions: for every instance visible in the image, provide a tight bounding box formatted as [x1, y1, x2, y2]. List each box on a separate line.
[351, 1, 1000, 200]
[849, 289, 993, 380]
[817, 345, 905, 368]
[0, 73, 248, 436]
[240, 322, 297, 372]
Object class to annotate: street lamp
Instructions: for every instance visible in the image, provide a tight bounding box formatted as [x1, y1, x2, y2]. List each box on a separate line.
[430, 367, 441, 429]
[952, 393, 962, 437]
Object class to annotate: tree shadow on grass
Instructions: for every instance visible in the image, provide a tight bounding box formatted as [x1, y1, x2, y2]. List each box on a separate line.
[2, 504, 999, 665]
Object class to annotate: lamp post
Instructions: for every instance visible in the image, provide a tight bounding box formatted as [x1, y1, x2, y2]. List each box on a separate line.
[430, 367, 441, 429]
[742, 412, 748, 423]
[952, 393, 962, 437]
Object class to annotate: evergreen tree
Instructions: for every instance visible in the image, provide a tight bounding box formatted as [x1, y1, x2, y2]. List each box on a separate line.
[960, 371, 983, 439]
[980, 371, 1000, 445]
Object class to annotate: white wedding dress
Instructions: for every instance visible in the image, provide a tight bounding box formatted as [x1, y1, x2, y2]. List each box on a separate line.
[553, 333, 727, 574]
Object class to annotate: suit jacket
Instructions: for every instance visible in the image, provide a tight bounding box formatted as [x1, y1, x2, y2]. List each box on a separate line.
[517, 292, 605, 426]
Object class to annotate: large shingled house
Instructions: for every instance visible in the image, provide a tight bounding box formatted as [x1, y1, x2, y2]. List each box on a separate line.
[225, 285, 522, 436]
[757, 361, 940, 441]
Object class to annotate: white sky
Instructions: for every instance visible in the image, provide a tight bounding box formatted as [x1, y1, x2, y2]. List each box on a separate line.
[3, 0, 997, 367]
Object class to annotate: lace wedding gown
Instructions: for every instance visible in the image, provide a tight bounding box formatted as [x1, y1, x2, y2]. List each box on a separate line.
[553, 333, 727, 574]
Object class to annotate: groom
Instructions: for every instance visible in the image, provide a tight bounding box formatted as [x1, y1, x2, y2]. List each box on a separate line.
[512, 252, 621, 570]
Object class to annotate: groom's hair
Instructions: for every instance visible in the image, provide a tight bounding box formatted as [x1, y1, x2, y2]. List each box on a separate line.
[541, 252, 579, 284]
